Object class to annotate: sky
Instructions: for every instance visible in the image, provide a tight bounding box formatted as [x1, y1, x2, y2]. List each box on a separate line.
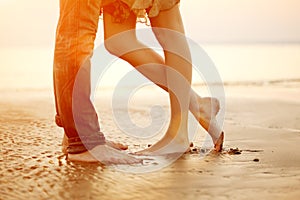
[0, 0, 300, 47]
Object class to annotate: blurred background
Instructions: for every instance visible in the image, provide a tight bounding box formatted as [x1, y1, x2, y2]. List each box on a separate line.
[0, 0, 299, 89]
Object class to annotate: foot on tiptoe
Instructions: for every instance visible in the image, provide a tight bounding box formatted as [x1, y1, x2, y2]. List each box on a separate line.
[194, 97, 220, 131]
[214, 132, 224, 152]
[193, 97, 224, 152]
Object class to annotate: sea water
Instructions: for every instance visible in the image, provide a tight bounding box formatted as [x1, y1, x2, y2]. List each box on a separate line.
[0, 43, 299, 90]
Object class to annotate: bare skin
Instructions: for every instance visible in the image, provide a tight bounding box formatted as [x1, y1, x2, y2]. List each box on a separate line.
[61, 133, 128, 155]
[214, 132, 224, 152]
[67, 144, 142, 164]
[62, 135, 142, 164]
[62, 96, 222, 156]
[103, 5, 224, 155]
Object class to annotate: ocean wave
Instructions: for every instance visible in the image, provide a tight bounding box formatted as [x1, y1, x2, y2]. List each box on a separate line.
[193, 78, 300, 87]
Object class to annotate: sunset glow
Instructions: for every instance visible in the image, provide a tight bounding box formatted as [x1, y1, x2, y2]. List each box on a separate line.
[0, 0, 300, 47]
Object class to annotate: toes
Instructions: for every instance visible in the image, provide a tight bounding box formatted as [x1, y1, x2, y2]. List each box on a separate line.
[214, 132, 224, 152]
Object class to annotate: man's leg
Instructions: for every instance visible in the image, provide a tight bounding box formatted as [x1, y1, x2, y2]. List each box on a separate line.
[53, 0, 142, 164]
[54, 0, 104, 154]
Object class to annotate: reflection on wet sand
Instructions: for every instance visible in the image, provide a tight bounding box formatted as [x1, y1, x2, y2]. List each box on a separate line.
[1, 86, 300, 199]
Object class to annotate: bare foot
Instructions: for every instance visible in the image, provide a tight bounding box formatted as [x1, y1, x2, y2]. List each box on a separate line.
[214, 132, 224, 152]
[135, 126, 190, 156]
[191, 96, 224, 151]
[61, 133, 128, 154]
[192, 97, 220, 127]
[135, 96, 224, 155]
[106, 140, 128, 150]
[135, 97, 221, 155]
[136, 139, 190, 156]
[67, 144, 142, 165]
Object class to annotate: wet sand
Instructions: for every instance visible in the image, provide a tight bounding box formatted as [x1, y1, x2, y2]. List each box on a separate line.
[1, 85, 300, 200]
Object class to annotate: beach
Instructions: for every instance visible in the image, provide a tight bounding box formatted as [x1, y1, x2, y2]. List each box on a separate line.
[1, 0, 300, 198]
[1, 83, 300, 200]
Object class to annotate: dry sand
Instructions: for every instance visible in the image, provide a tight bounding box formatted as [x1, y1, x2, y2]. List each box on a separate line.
[1, 85, 300, 200]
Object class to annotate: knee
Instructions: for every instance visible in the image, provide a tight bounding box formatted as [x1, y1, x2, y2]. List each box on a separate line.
[153, 28, 189, 56]
[152, 29, 169, 48]
[104, 39, 120, 57]
[104, 34, 141, 57]
[104, 38, 130, 57]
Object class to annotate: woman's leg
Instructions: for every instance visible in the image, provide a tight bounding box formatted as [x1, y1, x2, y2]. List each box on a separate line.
[149, 5, 223, 152]
[104, 6, 190, 154]
[138, 4, 192, 154]
[103, 10, 222, 150]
